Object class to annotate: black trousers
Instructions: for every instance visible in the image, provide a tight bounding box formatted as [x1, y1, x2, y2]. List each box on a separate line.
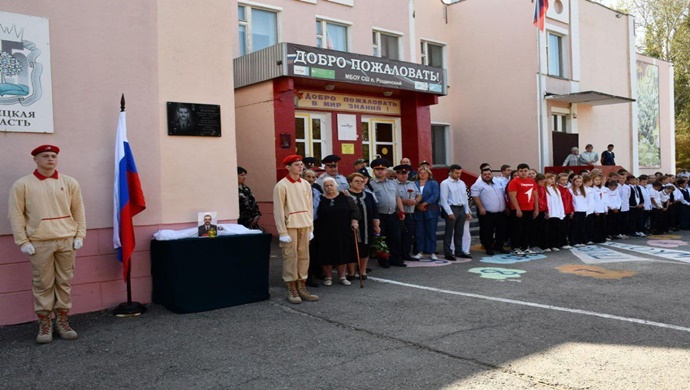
[584, 214, 594, 243]
[547, 218, 565, 248]
[570, 212, 586, 245]
[592, 214, 607, 243]
[478, 211, 507, 250]
[379, 213, 402, 264]
[400, 213, 416, 259]
[510, 210, 533, 250]
[607, 211, 620, 236]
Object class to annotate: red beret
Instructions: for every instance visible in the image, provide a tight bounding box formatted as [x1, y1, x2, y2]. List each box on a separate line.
[31, 145, 60, 156]
[282, 155, 303, 166]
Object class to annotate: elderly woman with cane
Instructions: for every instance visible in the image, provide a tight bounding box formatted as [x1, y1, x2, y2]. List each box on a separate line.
[314, 177, 359, 286]
[345, 172, 380, 281]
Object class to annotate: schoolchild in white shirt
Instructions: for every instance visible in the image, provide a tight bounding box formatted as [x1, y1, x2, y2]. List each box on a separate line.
[583, 175, 596, 244]
[605, 181, 624, 239]
[543, 173, 566, 251]
[569, 175, 588, 247]
[591, 174, 608, 243]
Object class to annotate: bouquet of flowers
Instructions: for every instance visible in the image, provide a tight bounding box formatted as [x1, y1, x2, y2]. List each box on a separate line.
[370, 235, 390, 259]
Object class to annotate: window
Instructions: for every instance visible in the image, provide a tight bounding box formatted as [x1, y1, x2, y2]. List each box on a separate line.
[431, 124, 449, 166]
[295, 113, 330, 162]
[547, 33, 563, 77]
[421, 41, 444, 68]
[373, 31, 400, 60]
[238, 4, 278, 56]
[316, 19, 348, 52]
[552, 113, 568, 132]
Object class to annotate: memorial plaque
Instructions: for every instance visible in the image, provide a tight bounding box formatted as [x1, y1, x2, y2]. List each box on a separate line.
[167, 102, 221, 137]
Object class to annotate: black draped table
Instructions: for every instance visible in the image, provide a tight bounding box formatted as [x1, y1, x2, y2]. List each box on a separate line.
[151, 233, 272, 313]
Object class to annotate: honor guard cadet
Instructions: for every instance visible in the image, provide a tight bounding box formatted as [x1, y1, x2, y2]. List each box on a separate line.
[8, 145, 86, 344]
[369, 158, 407, 268]
[316, 154, 349, 191]
[273, 155, 319, 304]
[394, 164, 421, 261]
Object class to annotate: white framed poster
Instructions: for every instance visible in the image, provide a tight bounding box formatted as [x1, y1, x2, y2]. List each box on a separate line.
[0, 11, 54, 133]
[337, 113, 357, 141]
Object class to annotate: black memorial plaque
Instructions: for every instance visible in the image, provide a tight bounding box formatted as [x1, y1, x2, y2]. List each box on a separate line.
[167, 102, 221, 137]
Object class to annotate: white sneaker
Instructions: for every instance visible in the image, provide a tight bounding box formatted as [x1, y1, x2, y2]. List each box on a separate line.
[412, 253, 423, 260]
[512, 249, 525, 256]
[339, 277, 351, 286]
[430, 253, 438, 260]
[586, 241, 594, 245]
[616, 234, 626, 239]
[561, 245, 573, 249]
[529, 246, 544, 254]
[323, 278, 333, 286]
[543, 248, 552, 252]
[574, 244, 585, 248]
[551, 247, 560, 252]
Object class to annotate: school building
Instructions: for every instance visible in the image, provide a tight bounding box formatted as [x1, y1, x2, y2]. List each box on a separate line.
[0, 0, 673, 325]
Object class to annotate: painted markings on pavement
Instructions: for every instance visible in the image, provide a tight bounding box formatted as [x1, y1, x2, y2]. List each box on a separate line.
[468, 267, 526, 280]
[570, 245, 648, 264]
[602, 241, 690, 264]
[367, 276, 690, 333]
[647, 239, 688, 248]
[481, 254, 546, 264]
[647, 234, 681, 240]
[405, 259, 454, 268]
[557, 264, 637, 279]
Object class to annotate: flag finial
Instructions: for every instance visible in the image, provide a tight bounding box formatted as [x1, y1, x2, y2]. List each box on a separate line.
[120, 94, 126, 112]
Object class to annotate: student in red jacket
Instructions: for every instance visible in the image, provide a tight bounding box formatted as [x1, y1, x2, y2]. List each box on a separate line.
[556, 173, 574, 249]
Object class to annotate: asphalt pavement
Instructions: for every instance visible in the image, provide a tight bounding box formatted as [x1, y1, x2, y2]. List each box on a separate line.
[2, 232, 690, 390]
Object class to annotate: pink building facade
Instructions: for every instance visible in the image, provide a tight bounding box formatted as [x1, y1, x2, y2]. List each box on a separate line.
[0, 0, 674, 325]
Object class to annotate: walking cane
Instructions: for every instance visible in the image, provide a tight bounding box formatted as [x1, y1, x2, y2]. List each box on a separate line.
[352, 228, 364, 288]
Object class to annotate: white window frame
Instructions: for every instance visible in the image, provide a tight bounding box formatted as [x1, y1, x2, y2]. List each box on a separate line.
[315, 16, 352, 52]
[420, 39, 446, 68]
[238, 2, 282, 56]
[551, 107, 571, 133]
[295, 112, 332, 161]
[327, 0, 354, 6]
[545, 24, 568, 79]
[372, 28, 404, 60]
[431, 123, 450, 166]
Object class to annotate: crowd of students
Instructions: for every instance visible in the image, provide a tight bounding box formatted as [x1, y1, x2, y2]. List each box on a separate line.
[482, 164, 690, 256]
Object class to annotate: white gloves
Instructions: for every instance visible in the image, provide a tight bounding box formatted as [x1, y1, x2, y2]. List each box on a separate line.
[309, 232, 314, 241]
[21, 243, 36, 256]
[73, 238, 84, 250]
[279, 235, 292, 243]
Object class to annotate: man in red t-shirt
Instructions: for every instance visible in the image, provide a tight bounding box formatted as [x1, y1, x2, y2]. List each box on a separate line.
[507, 163, 539, 255]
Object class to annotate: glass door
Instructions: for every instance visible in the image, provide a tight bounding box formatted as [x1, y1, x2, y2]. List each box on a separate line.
[361, 117, 400, 163]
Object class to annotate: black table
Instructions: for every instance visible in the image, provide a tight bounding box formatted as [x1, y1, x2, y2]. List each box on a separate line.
[151, 233, 272, 313]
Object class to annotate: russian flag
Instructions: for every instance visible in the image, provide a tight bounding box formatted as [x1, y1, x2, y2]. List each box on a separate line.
[533, 0, 549, 31]
[113, 111, 146, 281]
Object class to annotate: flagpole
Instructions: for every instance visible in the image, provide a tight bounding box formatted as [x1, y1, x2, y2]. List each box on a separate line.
[114, 93, 146, 317]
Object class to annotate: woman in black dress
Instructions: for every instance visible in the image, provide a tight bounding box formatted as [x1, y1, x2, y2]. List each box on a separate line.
[314, 177, 359, 286]
[345, 172, 380, 280]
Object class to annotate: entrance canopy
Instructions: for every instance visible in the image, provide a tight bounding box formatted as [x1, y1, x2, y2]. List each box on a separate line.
[545, 91, 635, 106]
[234, 43, 447, 95]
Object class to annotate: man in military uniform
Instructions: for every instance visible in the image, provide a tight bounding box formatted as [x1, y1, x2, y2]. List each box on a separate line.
[369, 158, 407, 268]
[316, 154, 349, 191]
[394, 164, 421, 261]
